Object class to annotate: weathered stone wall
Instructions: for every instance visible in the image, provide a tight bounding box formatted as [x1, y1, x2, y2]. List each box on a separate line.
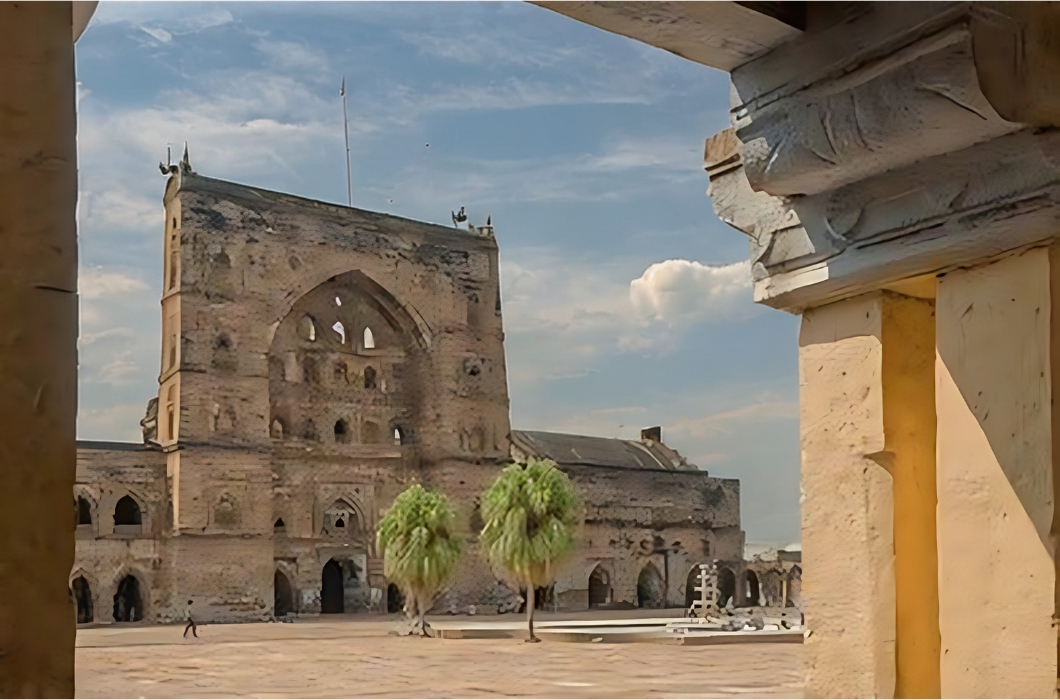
[549, 466, 742, 610]
[72, 444, 167, 623]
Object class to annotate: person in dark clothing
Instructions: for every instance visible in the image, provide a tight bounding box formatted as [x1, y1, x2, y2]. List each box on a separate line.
[183, 600, 198, 638]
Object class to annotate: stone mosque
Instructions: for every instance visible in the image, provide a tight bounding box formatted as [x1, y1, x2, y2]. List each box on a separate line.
[70, 154, 747, 624]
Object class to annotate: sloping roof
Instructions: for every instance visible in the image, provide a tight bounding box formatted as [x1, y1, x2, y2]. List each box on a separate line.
[510, 430, 696, 472]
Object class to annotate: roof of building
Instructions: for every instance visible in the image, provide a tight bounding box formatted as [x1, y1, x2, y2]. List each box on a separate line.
[76, 440, 148, 452]
[510, 430, 698, 472]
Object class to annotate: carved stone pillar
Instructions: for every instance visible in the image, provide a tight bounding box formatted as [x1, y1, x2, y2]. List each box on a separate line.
[703, 4, 1060, 697]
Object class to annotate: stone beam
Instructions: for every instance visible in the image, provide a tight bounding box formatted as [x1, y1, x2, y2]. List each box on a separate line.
[529, 1, 802, 72]
[705, 2, 1060, 314]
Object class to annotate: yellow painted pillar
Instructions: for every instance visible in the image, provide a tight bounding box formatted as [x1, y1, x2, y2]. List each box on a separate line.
[800, 291, 940, 698]
[880, 294, 940, 699]
[0, 2, 79, 697]
[936, 248, 1057, 697]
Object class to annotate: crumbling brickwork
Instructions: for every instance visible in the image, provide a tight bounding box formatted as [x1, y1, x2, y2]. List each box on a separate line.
[72, 160, 744, 623]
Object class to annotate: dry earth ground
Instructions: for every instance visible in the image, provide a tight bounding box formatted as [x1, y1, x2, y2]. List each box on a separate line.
[76, 616, 804, 698]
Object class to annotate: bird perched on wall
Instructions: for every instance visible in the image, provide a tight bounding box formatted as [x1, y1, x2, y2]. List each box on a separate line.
[451, 206, 467, 227]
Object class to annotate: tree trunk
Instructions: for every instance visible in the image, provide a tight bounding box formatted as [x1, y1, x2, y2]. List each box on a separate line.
[526, 582, 539, 642]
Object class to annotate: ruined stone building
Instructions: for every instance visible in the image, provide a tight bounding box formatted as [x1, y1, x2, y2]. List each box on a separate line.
[69, 156, 744, 625]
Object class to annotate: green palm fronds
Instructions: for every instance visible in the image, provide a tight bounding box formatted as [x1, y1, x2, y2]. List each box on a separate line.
[480, 458, 581, 590]
[376, 484, 462, 631]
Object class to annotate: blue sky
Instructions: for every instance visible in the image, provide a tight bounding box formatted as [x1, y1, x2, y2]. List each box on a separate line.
[74, 1, 801, 543]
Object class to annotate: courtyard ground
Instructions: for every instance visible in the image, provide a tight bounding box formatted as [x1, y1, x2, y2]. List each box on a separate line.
[76, 613, 804, 698]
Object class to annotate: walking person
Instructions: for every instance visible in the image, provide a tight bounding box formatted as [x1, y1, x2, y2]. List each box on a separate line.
[183, 600, 198, 639]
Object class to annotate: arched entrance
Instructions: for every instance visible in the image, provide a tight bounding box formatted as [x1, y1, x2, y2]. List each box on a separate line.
[745, 570, 761, 607]
[637, 564, 665, 609]
[274, 570, 294, 617]
[717, 567, 736, 608]
[321, 559, 344, 613]
[113, 575, 142, 622]
[71, 576, 92, 623]
[685, 565, 705, 608]
[387, 583, 404, 614]
[77, 497, 92, 526]
[588, 565, 610, 608]
[786, 565, 802, 607]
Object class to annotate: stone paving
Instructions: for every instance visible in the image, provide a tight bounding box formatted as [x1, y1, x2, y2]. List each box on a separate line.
[76, 615, 804, 698]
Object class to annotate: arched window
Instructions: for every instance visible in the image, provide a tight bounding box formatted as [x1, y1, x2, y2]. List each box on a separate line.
[334, 419, 350, 443]
[363, 366, 376, 390]
[114, 495, 142, 529]
[363, 327, 375, 349]
[77, 496, 92, 526]
[393, 427, 404, 445]
[273, 518, 285, 530]
[323, 500, 359, 537]
[298, 315, 316, 342]
[332, 321, 346, 345]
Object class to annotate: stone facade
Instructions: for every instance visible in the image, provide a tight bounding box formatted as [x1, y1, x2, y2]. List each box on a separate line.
[71, 158, 743, 624]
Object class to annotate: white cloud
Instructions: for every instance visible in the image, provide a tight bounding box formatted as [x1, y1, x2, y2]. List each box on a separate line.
[91, 351, 142, 387]
[255, 39, 330, 74]
[79, 268, 150, 300]
[667, 399, 800, 439]
[631, 259, 753, 324]
[500, 251, 757, 393]
[77, 403, 147, 442]
[139, 25, 172, 44]
[80, 327, 137, 348]
[80, 189, 161, 233]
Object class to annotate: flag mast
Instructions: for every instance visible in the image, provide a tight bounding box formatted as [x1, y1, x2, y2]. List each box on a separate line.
[340, 76, 352, 207]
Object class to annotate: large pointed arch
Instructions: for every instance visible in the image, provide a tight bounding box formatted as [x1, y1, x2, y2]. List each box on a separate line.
[270, 270, 433, 352]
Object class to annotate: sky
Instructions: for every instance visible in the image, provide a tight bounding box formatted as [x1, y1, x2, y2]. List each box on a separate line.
[74, 1, 802, 543]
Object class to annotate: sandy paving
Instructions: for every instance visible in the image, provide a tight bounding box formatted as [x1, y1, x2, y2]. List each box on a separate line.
[76, 617, 804, 698]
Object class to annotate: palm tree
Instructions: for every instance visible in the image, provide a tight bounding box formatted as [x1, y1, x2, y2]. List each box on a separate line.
[480, 458, 581, 642]
[376, 484, 463, 636]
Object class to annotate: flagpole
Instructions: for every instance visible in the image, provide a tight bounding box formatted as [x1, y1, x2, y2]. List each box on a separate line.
[340, 76, 352, 207]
